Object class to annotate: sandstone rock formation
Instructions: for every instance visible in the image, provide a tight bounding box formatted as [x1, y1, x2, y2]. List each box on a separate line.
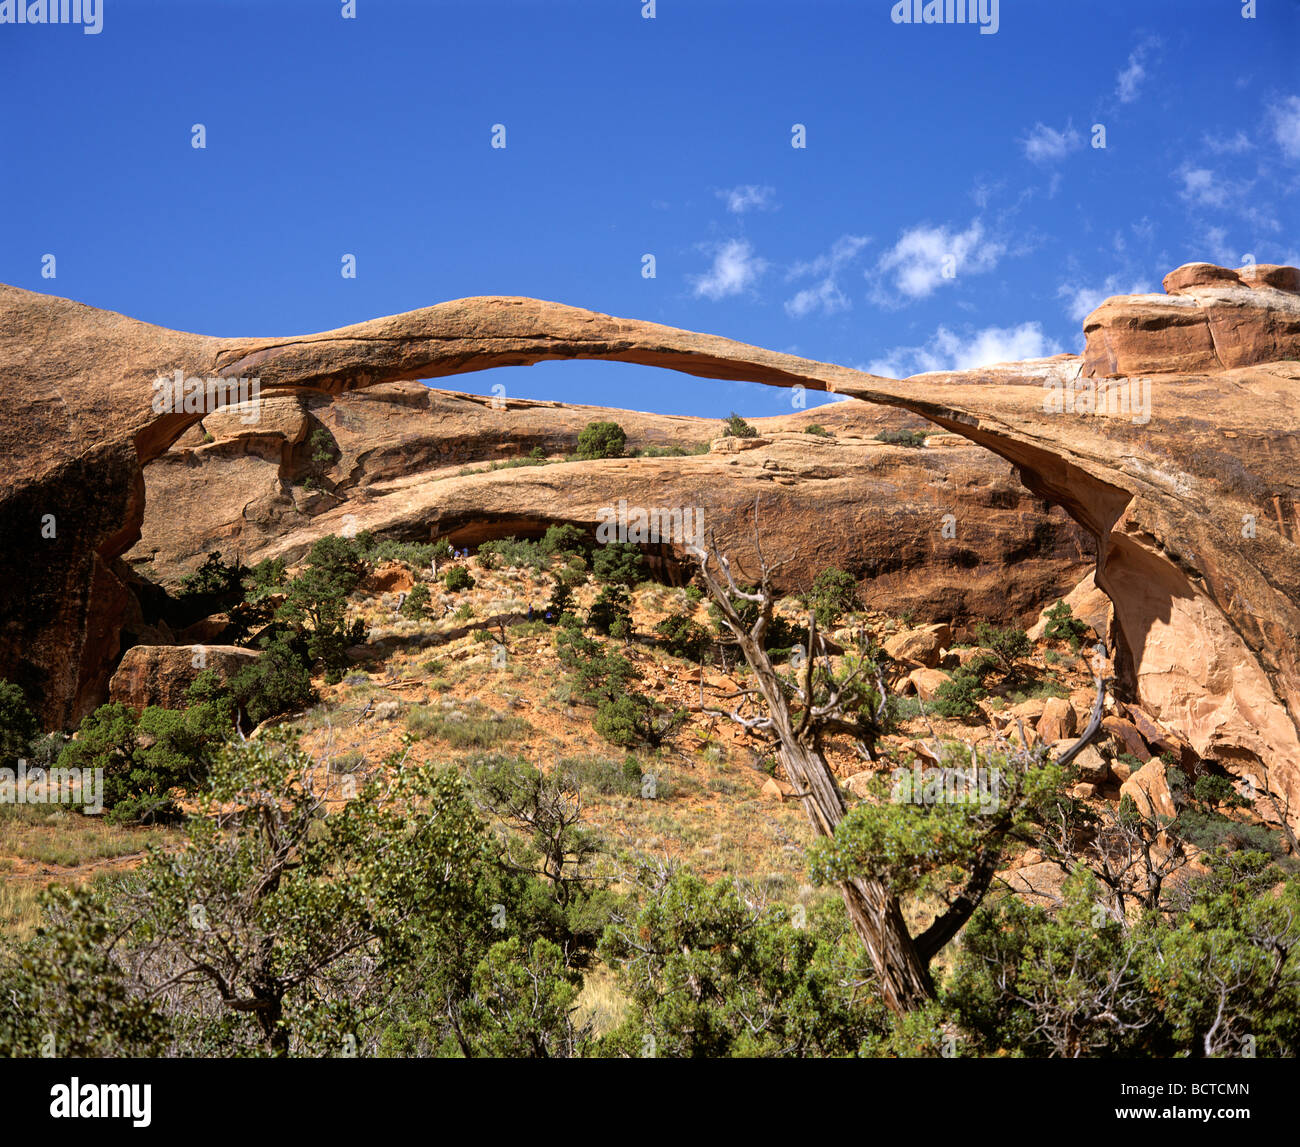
[126, 386, 1087, 630]
[108, 644, 258, 712]
[1, 263, 1297, 827]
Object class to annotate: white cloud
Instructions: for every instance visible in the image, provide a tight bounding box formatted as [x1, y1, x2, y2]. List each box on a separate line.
[1175, 164, 1251, 210]
[1057, 275, 1153, 323]
[1203, 130, 1253, 155]
[864, 322, 1063, 379]
[1269, 95, 1300, 162]
[871, 219, 1005, 303]
[1116, 53, 1146, 103]
[784, 234, 871, 318]
[1202, 226, 1238, 266]
[1022, 122, 1082, 164]
[716, 184, 776, 214]
[690, 238, 767, 301]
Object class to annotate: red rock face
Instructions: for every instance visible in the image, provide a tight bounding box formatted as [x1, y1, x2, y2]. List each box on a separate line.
[0, 265, 1297, 828]
[127, 383, 1091, 632]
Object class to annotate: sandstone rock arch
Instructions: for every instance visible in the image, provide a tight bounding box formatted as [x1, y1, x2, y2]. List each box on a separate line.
[2, 267, 1297, 820]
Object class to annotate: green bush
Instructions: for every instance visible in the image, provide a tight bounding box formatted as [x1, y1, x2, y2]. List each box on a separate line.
[723, 412, 758, 439]
[587, 584, 633, 637]
[804, 424, 831, 437]
[401, 583, 431, 619]
[540, 524, 589, 558]
[591, 543, 645, 587]
[931, 669, 987, 720]
[445, 566, 476, 592]
[575, 421, 627, 460]
[0, 680, 38, 767]
[803, 568, 858, 630]
[875, 428, 927, 448]
[1043, 599, 1089, 651]
[654, 615, 710, 662]
[593, 693, 682, 749]
[973, 622, 1030, 677]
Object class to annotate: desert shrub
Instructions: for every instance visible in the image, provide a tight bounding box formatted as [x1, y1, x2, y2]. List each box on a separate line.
[445, 566, 476, 592]
[587, 585, 633, 637]
[575, 421, 627, 460]
[363, 538, 438, 568]
[804, 424, 831, 437]
[404, 701, 531, 749]
[55, 700, 229, 824]
[1043, 599, 1089, 651]
[558, 755, 644, 798]
[401, 583, 431, 619]
[593, 693, 682, 749]
[0, 680, 38, 767]
[973, 622, 1030, 676]
[802, 568, 858, 629]
[477, 537, 546, 571]
[555, 630, 639, 704]
[540, 524, 589, 558]
[545, 580, 575, 621]
[591, 543, 645, 587]
[875, 428, 927, 448]
[930, 669, 987, 720]
[214, 638, 316, 727]
[654, 616, 710, 662]
[723, 412, 758, 439]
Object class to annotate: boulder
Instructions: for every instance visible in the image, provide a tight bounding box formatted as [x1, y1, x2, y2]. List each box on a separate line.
[109, 644, 259, 712]
[1102, 716, 1153, 763]
[1120, 759, 1177, 820]
[884, 623, 953, 668]
[761, 777, 795, 801]
[1037, 696, 1079, 744]
[906, 667, 951, 702]
[1072, 744, 1111, 785]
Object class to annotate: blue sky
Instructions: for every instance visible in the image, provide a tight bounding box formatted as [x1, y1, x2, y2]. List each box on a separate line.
[1, 0, 1296, 418]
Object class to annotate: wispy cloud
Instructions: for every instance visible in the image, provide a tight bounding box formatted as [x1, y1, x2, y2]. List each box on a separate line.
[1269, 95, 1300, 162]
[864, 322, 1063, 379]
[1022, 122, 1082, 164]
[716, 184, 776, 214]
[870, 219, 1005, 303]
[1115, 38, 1159, 103]
[784, 234, 871, 318]
[1174, 164, 1251, 210]
[1057, 275, 1153, 323]
[690, 238, 767, 300]
[1203, 130, 1253, 155]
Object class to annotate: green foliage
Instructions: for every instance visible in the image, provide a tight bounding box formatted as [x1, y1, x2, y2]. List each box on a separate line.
[309, 426, 337, 465]
[400, 582, 431, 619]
[723, 412, 758, 439]
[444, 565, 476, 592]
[555, 629, 639, 704]
[803, 567, 858, 629]
[575, 420, 627, 460]
[587, 584, 633, 637]
[930, 669, 987, 719]
[973, 622, 1030, 676]
[875, 428, 927, 447]
[219, 638, 317, 727]
[654, 615, 710, 662]
[1043, 599, 1089, 651]
[476, 536, 546, 571]
[0, 679, 38, 767]
[177, 551, 245, 603]
[55, 699, 229, 824]
[949, 853, 1300, 1057]
[684, 584, 704, 603]
[804, 424, 832, 437]
[591, 542, 645, 587]
[593, 693, 682, 748]
[599, 871, 881, 1057]
[540, 523, 589, 558]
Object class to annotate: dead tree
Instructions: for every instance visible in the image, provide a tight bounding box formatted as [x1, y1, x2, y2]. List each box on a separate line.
[688, 502, 1108, 1016]
[688, 519, 936, 1013]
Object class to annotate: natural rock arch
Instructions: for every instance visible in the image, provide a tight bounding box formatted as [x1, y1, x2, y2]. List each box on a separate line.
[2, 272, 1297, 821]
